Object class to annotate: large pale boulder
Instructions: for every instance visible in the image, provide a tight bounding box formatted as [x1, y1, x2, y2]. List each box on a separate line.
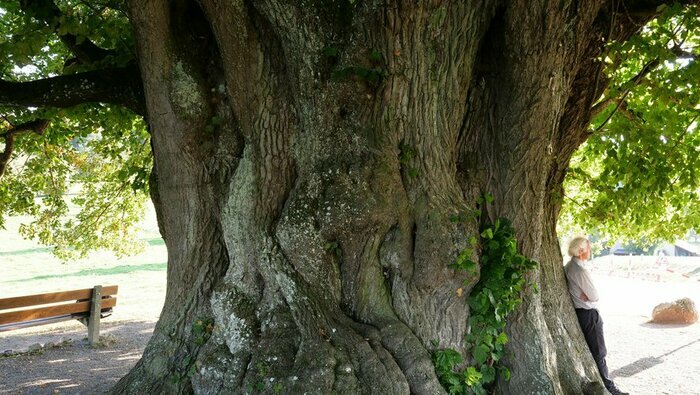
[651, 298, 698, 324]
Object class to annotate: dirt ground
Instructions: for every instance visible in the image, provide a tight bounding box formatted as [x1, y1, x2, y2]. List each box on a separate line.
[0, 320, 155, 394]
[1, 274, 698, 394]
[591, 274, 700, 395]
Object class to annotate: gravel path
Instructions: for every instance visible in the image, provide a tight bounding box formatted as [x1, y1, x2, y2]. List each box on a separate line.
[594, 274, 700, 395]
[0, 321, 154, 394]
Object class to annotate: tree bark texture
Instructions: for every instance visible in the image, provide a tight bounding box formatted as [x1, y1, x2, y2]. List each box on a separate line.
[112, 1, 657, 394]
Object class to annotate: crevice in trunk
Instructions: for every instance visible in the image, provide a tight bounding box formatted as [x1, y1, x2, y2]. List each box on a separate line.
[114, 1, 676, 393]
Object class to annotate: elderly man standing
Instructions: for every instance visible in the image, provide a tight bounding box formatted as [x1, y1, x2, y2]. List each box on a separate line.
[565, 237, 629, 395]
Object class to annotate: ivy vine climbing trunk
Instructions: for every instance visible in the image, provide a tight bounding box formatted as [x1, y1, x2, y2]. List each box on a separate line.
[113, 1, 666, 393]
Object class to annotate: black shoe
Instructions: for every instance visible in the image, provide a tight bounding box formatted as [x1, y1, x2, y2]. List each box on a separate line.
[606, 385, 629, 395]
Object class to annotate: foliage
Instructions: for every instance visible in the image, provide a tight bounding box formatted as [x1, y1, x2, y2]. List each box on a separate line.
[435, 214, 537, 395]
[191, 318, 215, 346]
[560, 4, 700, 246]
[323, 240, 342, 257]
[0, 1, 149, 259]
[398, 140, 420, 178]
[329, 48, 385, 89]
[1, 104, 150, 259]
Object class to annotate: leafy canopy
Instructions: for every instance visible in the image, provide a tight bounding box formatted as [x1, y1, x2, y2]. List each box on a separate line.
[559, 3, 699, 246]
[0, 0, 149, 259]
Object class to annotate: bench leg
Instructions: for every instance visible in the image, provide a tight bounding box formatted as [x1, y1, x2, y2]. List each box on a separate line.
[88, 285, 102, 346]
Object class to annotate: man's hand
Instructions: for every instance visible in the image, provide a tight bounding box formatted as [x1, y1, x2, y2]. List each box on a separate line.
[580, 292, 590, 302]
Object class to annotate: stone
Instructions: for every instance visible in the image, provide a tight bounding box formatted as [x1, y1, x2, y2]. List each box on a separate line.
[651, 298, 698, 324]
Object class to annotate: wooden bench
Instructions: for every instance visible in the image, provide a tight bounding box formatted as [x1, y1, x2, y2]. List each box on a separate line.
[0, 285, 118, 346]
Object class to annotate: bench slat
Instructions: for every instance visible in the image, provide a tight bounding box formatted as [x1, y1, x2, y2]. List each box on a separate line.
[0, 314, 76, 332]
[0, 285, 118, 310]
[0, 297, 116, 325]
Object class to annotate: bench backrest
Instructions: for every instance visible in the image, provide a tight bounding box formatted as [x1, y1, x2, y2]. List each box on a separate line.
[0, 285, 118, 331]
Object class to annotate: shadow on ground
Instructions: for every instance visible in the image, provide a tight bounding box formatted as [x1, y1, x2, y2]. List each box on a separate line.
[639, 321, 697, 329]
[0, 320, 155, 394]
[8, 263, 167, 283]
[610, 336, 700, 379]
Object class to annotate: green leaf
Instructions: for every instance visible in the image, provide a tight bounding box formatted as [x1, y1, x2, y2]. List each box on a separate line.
[473, 344, 490, 364]
[480, 228, 493, 239]
[499, 366, 511, 381]
[480, 365, 496, 384]
[464, 366, 483, 387]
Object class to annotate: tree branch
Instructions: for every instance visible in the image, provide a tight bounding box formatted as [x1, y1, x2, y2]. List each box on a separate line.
[669, 113, 699, 151]
[0, 118, 51, 138]
[591, 57, 659, 118]
[670, 44, 698, 60]
[20, 0, 117, 64]
[1, 119, 50, 178]
[0, 66, 146, 116]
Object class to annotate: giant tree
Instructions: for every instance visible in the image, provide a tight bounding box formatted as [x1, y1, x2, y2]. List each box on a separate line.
[1, 0, 698, 394]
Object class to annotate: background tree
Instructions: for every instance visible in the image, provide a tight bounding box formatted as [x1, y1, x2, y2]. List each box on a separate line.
[0, 0, 148, 258]
[559, 3, 699, 245]
[0, 0, 697, 394]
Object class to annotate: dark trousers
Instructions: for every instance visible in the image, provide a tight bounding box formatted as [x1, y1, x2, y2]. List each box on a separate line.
[575, 308, 614, 390]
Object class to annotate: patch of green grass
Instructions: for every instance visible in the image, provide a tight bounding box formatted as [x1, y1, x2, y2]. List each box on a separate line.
[0, 238, 164, 256]
[0, 247, 54, 256]
[5, 262, 167, 283]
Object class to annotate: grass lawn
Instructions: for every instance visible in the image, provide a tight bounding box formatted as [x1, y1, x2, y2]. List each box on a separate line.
[0, 205, 167, 347]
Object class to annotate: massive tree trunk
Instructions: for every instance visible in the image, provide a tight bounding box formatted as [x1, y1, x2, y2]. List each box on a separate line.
[113, 1, 657, 393]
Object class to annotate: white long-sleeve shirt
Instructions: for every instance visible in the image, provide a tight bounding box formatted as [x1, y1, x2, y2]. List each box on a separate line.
[564, 257, 599, 309]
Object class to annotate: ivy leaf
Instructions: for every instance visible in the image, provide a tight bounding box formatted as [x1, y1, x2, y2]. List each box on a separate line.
[480, 365, 496, 384]
[496, 332, 509, 345]
[473, 344, 490, 365]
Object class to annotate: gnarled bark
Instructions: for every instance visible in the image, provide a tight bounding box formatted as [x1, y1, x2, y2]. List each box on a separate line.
[111, 1, 670, 394]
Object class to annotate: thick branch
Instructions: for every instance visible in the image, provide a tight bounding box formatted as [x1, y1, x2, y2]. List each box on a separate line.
[0, 118, 50, 138]
[0, 119, 50, 178]
[0, 66, 146, 116]
[20, 0, 117, 64]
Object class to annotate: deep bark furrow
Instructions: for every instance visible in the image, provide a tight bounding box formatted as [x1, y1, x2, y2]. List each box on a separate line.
[114, 1, 245, 392]
[111, 0, 682, 393]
